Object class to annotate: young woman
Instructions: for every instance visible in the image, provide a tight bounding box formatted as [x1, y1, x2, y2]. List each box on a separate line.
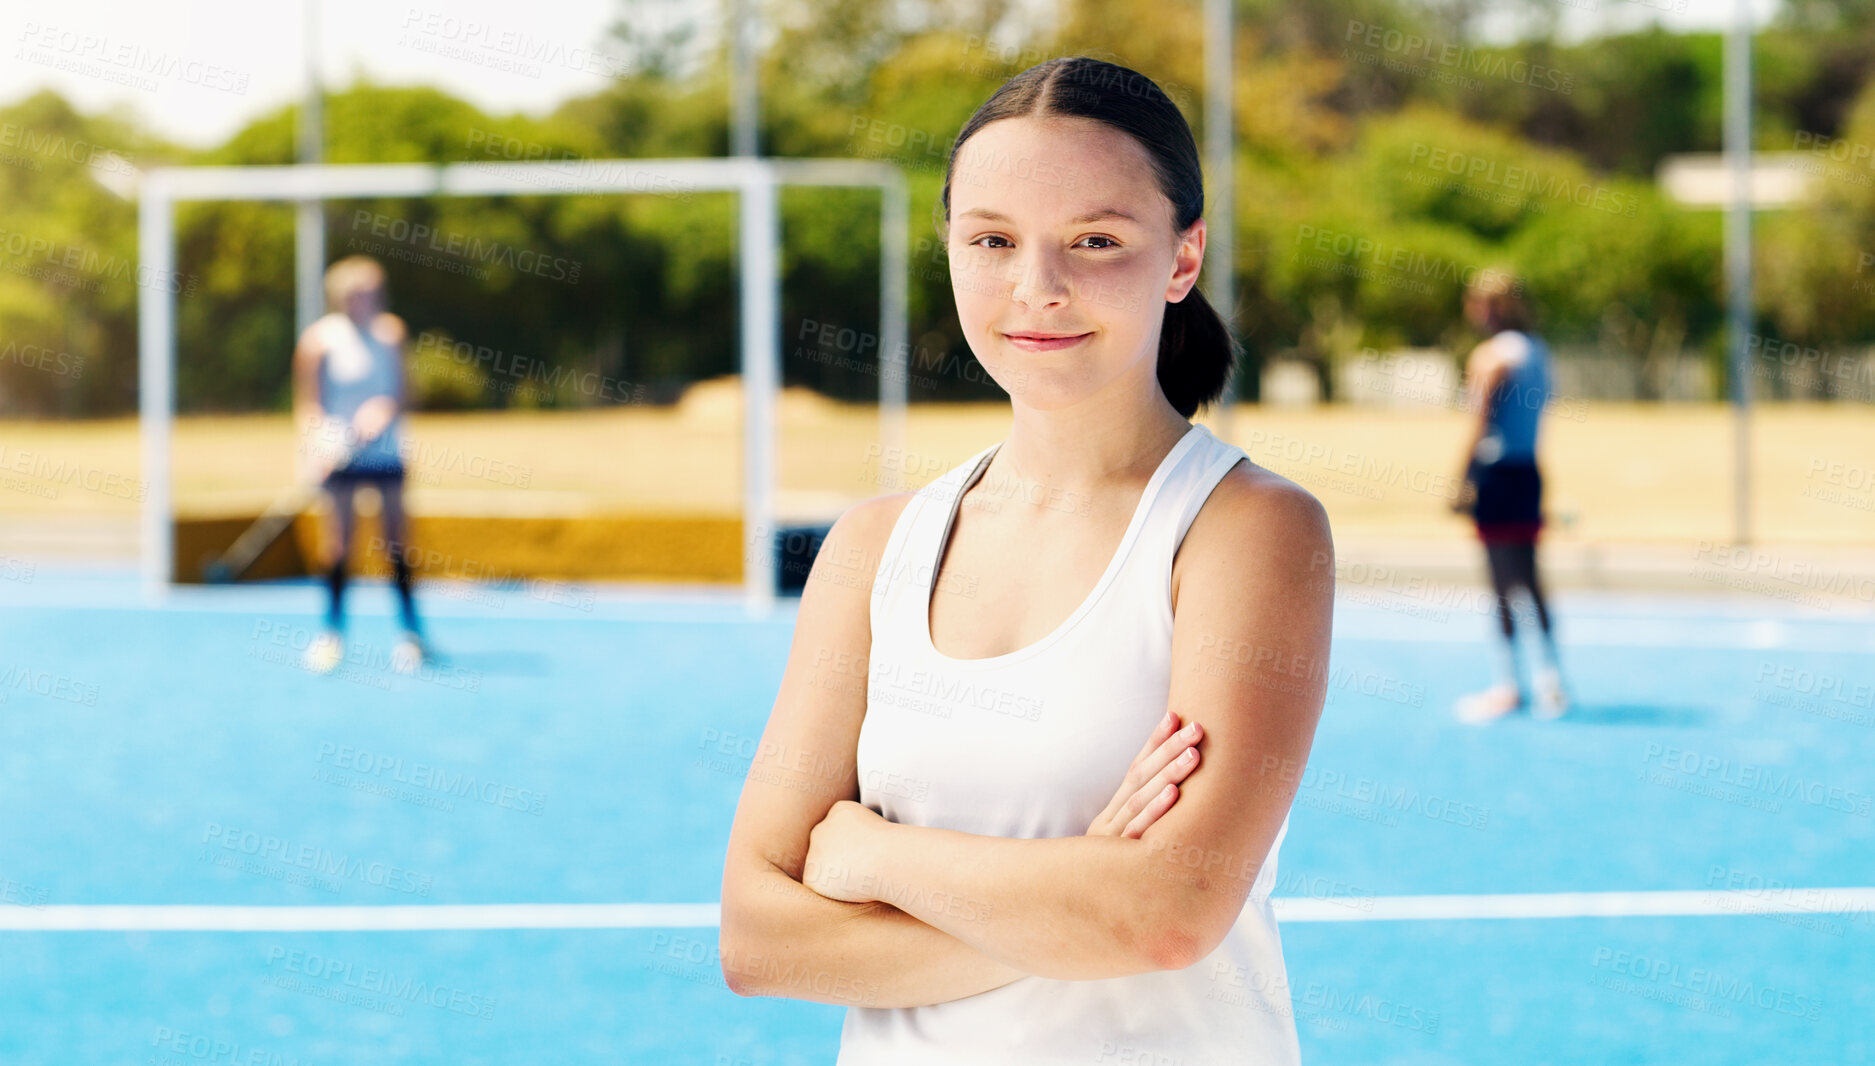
[719, 58, 1333, 1063]
[291, 255, 425, 675]
[1451, 271, 1566, 722]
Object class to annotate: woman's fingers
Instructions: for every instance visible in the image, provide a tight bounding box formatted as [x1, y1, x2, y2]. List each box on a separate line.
[1110, 739, 1203, 836]
[1132, 718, 1203, 793]
[1135, 742, 1202, 812]
[1117, 718, 1203, 811]
[1121, 783, 1179, 839]
[1086, 714, 1203, 836]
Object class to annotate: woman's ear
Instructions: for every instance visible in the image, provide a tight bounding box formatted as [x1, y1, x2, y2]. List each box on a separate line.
[1165, 218, 1206, 304]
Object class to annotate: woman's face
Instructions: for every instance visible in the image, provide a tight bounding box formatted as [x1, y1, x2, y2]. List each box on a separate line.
[946, 115, 1203, 410]
[345, 282, 386, 321]
[1463, 289, 1492, 333]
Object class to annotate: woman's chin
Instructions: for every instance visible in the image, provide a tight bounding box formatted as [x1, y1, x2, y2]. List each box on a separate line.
[998, 379, 1094, 411]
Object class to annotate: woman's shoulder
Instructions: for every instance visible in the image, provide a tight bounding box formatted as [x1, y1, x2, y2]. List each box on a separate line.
[299, 312, 340, 344]
[791, 490, 927, 612]
[821, 483, 934, 577]
[835, 491, 918, 546]
[1184, 457, 1334, 576]
[371, 312, 408, 346]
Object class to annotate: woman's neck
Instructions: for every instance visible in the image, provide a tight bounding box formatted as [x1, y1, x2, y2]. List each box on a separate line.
[994, 386, 1191, 502]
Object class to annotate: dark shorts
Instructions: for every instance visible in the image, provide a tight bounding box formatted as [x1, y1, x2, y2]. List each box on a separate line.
[1467, 459, 1543, 543]
[325, 459, 406, 487]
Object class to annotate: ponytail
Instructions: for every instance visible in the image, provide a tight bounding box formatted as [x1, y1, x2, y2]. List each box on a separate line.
[1157, 286, 1238, 418]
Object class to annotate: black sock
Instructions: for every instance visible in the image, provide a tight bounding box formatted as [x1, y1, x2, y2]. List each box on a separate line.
[325, 556, 348, 631]
[392, 553, 421, 638]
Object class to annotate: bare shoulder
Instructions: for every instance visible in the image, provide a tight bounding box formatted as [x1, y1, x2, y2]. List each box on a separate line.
[375, 313, 409, 345]
[828, 490, 916, 550]
[1183, 459, 1334, 587]
[845, 489, 918, 534]
[1198, 460, 1331, 543]
[293, 316, 329, 361]
[802, 490, 920, 596]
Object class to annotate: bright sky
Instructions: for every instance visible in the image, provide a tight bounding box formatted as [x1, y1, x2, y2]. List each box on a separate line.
[2, 0, 662, 148]
[1, 0, 1785, 150]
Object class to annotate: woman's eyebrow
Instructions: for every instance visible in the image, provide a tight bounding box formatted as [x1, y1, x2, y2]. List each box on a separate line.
[956, 207, 1139, 225]
[1068, 208, 1138, 225]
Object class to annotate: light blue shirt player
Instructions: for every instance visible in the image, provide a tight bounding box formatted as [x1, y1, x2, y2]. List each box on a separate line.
[311, 311, 405, 474]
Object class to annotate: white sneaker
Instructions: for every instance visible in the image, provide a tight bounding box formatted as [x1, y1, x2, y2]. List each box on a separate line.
[303, 632, 344, 675]
[1455, 684, 1522, 724]
[391, 634, 425, 676]
[1533, 669, 1568, 720]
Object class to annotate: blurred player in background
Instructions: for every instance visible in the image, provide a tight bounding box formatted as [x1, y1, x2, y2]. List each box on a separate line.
[292, 255, 425, 675]
[1452, 269, 1566, 722]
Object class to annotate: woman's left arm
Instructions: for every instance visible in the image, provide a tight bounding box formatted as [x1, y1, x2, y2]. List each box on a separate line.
[804, 471, 1334, 981]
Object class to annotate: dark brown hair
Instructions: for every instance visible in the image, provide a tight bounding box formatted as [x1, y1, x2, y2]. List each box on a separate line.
[937, 56, 1236, 418]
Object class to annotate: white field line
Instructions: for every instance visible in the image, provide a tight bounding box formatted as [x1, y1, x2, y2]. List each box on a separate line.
[1271, 888, 1875, 923]
[4, 890, 1872, 931]
[0, 903, 722, 931]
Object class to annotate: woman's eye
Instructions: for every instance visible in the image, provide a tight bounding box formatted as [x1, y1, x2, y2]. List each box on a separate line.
[967, 235, 1118, 249]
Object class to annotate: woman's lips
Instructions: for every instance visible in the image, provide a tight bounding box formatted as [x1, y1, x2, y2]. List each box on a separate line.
[1003, 332, 1092, 352]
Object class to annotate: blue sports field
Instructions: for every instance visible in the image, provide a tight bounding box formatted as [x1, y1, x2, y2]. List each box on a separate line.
[2, 569, 1871, 1064]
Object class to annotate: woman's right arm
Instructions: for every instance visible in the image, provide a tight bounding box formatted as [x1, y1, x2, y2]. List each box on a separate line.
[290, 324, 330, 481]
[1452, 338, 1509, 512]
[718, 494, 1202, 1008]
[718, 493, 1028, 1008]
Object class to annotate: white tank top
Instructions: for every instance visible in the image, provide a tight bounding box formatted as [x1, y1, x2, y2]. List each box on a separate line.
[314, 312, 403, 469]
[843, 421, 1301, 1066]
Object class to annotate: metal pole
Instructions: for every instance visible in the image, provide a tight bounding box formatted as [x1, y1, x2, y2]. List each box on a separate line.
[730, 0, 757, 158]
[139, 180, 175, 599]
[880, 174, 909, 477]
[1724, 0, 1752, 546]
[730, 0, 767, 613]
[741, 161, 779, 618]
[296, 0, 324, 335]
[1204, 0, 1236, 432]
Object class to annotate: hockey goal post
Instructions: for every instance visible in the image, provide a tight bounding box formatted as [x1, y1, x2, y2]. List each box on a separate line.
[137, 157, 910, 616]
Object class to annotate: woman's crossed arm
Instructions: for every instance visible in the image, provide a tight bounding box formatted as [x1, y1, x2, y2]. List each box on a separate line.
[795, 466, 1332, 981]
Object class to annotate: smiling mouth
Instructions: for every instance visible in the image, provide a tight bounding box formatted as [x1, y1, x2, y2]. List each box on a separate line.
[1003, 331, 1092, 350]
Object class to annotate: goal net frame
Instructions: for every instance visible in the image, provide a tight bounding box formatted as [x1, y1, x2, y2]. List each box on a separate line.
[138, 158, 910, 616]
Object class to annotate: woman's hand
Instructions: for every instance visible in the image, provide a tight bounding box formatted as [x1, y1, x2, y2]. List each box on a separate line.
[352, 396, 398, 444]
[1085, 710, 1204, 838]
[1450, 470, 1477, 515]
[802, 799, 886, 904]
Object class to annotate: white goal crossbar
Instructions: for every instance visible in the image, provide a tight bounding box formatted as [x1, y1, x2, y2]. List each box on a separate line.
[138, 158, 910, 616]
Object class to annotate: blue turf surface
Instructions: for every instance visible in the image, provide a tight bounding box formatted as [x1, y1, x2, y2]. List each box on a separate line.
[2, 570, 1871, 1064]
